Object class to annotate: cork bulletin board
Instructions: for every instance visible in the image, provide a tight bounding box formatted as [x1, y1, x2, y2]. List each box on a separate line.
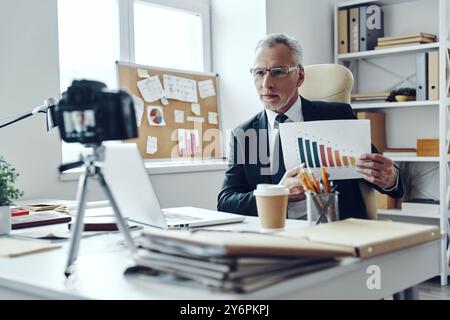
[116, 61, 222, 160]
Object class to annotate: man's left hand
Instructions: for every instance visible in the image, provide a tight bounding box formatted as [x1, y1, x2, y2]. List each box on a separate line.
[356, 153, 398, 189]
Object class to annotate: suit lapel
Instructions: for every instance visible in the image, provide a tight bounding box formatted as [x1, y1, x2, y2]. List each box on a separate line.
[252, 111, 272, 184]
[301, 97, 319, 121]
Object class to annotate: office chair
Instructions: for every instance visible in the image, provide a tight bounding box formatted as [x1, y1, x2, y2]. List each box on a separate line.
[298, 63, 378, 220]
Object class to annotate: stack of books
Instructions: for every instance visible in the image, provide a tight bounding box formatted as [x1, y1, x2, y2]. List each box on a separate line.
[376, 32, 437, 50]
[351, 92, 390, 102]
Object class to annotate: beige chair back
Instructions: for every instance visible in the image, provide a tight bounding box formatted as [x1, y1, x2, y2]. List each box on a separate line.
[299, 64, 377, 220]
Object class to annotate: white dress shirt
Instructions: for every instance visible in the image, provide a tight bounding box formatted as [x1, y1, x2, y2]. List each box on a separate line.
[265, 96, 306, 219]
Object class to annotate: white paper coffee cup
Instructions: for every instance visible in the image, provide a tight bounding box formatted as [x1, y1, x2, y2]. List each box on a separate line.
[254, 184, 289, 232]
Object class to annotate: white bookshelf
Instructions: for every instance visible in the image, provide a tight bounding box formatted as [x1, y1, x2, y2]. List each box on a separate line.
[335, 0, 450, 285]
[378, 209, 440, 219]
[338, 42, 440, 60]
[351, 100, 439, 110]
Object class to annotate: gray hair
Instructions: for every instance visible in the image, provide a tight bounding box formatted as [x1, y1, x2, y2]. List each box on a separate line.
[255, 34, 303, 66]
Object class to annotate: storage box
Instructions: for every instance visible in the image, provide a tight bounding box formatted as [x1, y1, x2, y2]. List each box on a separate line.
[375, 191, 399, 209]
[417, 139, 450, 156]
[357, 112, 387, 153]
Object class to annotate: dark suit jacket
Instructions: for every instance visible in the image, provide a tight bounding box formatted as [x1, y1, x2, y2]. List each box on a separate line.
[217, 97, 404, 219]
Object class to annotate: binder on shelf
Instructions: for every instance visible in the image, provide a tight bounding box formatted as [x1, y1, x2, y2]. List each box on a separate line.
[428, 51, 439, 101]
[349, 7, 359, 53]
[359, 5, 384, 51]
[338, 9, 349, 54]
[416, 52, 428, 101]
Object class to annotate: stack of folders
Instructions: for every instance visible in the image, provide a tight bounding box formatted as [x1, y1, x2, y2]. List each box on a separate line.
[127, 219, 441, 293]
[376, 32, 437, 50]
[132, 232, 339, 293]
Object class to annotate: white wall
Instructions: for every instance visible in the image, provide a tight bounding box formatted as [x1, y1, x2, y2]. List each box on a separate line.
[266, 0, 335, 65]
[0, 0, 224, 210]
[211, 0, 267, 134]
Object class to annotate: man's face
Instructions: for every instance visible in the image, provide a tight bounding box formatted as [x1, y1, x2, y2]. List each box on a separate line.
[252, 43, 304, 113]
[72, 111, 85, 126]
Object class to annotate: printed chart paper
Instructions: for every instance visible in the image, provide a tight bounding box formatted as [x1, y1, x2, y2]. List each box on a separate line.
[191, 103, 201, 116]
[279, 120, 371, 180]
[174, 109, 185, 123]
[208, 112, 218, 125]
[137, 76, 165, 102]
[131, 95, 144, 127]
[198, 79, 216, 99]
[146, 136, 158, 154]
[163, 74, 198, 103]
[147, 106, 166, 126]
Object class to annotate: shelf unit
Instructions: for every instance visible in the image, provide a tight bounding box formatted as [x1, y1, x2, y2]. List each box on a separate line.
[335, 0, 450, 285]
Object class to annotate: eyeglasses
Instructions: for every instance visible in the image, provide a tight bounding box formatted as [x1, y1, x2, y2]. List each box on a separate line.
[250, 65, 300, 79]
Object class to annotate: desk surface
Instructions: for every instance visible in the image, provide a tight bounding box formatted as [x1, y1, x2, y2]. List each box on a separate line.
[0, 217, 441, 300]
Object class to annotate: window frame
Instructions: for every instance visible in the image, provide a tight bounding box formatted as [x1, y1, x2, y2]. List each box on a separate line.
[119, 0, 212, 72]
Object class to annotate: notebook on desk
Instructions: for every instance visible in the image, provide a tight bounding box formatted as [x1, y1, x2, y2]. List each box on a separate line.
[102, 143, 244, 229]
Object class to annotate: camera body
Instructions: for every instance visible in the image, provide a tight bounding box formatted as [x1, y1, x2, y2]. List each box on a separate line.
[56, 80, 138, 144]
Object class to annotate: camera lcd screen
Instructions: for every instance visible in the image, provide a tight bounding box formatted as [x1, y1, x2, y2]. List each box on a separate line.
[63, 110, 96, 139]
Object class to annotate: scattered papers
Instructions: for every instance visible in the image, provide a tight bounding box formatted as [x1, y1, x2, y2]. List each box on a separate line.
[178, 129, 201, 156]
[132, 95, 144, 127]
[137, 68, 150, 78]
[174, 110, 185, 123]
[198, 79, 216, 99]
[187, 116, 205, 123]
[146, 136, 158, 155]
[208, 112, 218, 125]
[191, 103, 201, 116]
[163, 74, 198, 103]
[147, 106, 166, 126]
[137, 76, 165, 103]
[0, 238, 61, 257]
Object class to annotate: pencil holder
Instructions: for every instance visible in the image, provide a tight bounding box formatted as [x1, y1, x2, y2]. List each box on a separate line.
[306, 191, 339, 226]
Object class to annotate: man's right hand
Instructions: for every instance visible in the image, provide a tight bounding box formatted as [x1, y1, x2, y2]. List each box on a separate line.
[279, 166, 306, 202]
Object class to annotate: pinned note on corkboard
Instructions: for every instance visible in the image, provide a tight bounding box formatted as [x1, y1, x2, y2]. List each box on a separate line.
[116, 61, 222, 160]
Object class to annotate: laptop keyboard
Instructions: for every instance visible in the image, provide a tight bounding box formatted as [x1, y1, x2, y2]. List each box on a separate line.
[163, 212, 202, 222]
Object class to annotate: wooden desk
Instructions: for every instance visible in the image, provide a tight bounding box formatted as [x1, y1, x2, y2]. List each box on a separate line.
[0, 217, 441, 299]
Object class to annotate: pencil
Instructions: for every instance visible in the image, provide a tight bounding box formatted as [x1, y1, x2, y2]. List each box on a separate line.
[321, 167, 331, 194]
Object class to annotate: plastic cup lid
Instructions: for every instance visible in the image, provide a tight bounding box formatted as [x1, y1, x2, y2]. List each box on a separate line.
[253, 184, 289, 196]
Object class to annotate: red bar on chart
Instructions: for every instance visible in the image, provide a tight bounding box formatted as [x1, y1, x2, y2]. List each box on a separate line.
[334, 150, 342, 167]
[327, 147, 335, 167]
[319, 145, 328, 167]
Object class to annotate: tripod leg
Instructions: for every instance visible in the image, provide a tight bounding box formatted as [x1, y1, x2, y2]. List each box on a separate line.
[65, 169, 89, 277]
[97, 171, 137, 254]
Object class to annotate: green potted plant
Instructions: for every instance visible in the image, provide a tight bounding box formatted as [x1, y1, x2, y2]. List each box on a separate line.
[0, 157, 23, 235]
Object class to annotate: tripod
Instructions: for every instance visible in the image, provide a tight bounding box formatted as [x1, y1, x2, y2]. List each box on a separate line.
[60, 144, 137, 277]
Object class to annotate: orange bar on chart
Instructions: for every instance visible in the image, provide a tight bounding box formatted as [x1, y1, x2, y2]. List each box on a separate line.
[327, 147, 335, 167]
[334, 150, 342, 167]
[343, 156, 349, 167]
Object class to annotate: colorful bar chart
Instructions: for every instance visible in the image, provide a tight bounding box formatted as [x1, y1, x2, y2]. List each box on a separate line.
[297, 138, 357, 169]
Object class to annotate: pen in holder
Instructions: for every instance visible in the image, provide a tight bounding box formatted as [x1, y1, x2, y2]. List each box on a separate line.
[306, 191, 339, 226]
[298, 166, 339, 226]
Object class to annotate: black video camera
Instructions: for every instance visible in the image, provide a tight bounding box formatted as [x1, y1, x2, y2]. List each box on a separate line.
[55, 80, 138, 144]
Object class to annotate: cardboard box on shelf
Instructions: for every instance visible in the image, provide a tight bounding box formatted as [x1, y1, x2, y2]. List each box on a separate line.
[417, 139, 450, 156]
[357, 112, 387, 153]
[375, 191, 399, 210]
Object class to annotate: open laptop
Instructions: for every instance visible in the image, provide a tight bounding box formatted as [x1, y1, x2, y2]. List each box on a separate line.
[102, 143, 245, 229]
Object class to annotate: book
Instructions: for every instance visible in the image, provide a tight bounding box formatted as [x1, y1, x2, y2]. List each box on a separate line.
[11, 211, 72, 230]
[351, 92, 390, 99]
[375, 42, 427, 50]
[377, 32, 437, 43]
[377, 36, 435, 46]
